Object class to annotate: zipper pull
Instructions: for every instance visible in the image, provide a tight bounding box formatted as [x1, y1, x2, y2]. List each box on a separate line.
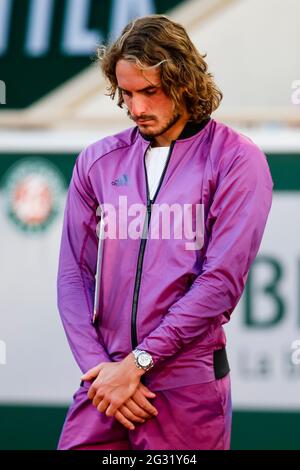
[146, 199, 152, 228]
[147, 199, 153, 215]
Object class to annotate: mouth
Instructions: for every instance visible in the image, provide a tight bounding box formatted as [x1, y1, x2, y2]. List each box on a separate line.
[136, 119, 154, 125]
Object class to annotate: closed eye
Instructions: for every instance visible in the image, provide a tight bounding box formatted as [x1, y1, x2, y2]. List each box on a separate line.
[121, 89, 131, 97]
[144, 89, 157, 96]
[119, 87, 159, 97]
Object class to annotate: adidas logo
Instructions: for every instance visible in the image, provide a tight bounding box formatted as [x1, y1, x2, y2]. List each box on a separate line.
[111, 174, 129, 186]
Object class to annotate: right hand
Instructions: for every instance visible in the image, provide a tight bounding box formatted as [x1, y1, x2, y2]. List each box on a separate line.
[114, 382, 158, 430]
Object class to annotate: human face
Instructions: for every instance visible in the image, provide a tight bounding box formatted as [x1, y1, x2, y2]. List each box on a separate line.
[115, 59, 189, 146]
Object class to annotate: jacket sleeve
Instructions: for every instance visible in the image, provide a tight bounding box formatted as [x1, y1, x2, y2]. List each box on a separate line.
[57, 151, 111, 374]
[137, 143, 273, 366]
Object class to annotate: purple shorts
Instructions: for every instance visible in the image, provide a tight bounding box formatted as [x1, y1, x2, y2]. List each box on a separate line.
[57, 373, 232, 450]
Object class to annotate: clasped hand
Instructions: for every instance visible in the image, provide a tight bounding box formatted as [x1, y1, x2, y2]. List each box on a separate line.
[80, 353, 158, 430]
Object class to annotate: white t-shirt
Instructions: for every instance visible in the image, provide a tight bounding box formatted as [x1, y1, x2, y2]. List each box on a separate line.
[145, 146, 170, 200]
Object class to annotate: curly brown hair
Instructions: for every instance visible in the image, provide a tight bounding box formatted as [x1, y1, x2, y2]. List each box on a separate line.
[97, 15, 222, 122]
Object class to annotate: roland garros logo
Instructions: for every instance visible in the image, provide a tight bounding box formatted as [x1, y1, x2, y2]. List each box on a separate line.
[2, 158, 65, 232]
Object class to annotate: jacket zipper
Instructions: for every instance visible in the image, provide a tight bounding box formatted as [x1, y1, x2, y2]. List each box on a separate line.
[131, 141, 176, 349]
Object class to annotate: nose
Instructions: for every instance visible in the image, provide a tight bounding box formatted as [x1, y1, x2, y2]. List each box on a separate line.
[130, 95, 147, 118]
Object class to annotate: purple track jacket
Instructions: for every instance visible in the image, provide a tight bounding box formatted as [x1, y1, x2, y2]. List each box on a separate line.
[57, 117, 273, 391]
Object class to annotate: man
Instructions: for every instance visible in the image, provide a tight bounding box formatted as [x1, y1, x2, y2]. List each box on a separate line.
[57, 15, 273, 450]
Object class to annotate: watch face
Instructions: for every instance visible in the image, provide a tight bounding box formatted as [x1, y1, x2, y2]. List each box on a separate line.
[138, 353, 151, 367]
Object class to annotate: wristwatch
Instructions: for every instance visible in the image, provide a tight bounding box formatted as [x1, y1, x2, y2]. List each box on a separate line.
[132, 349, 154, 372]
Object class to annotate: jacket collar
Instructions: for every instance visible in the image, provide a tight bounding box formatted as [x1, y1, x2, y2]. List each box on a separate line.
[140, 116, 211, 143]
[177, 116, 211, 140]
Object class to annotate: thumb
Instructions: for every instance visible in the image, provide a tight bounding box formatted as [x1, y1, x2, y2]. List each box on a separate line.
[80, 364, 102, 380]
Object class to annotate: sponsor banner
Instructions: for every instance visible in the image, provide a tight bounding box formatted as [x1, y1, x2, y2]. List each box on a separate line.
[226, 192, 300, 409]
[0, 0, 182, 108]
[0, 154, 80, 403]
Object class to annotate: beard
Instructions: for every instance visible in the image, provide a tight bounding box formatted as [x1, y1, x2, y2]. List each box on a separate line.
[127, 109, 182, 139]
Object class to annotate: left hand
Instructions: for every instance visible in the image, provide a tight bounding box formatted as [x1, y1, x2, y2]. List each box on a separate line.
[112, 382, 158, 430]
[80, 353, 145, 417]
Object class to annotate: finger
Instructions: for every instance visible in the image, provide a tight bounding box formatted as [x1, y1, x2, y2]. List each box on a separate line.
[92, 392, 104, 408]
[119, 404, 146, 424]
[132, 390, 158, 416]
[87, 384, 98, 400]
[138, 383, 156, 398]
[81, 370, 97, 380]
[115, 410, 135, 431]
[124, 398, 152, 419]
[97, 398, 110, 414]
[81, 364, 102, 380]
[106, 402, 120, 417]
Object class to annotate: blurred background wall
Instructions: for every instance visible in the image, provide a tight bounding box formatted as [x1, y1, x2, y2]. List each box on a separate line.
[0, 0, 300, 449]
